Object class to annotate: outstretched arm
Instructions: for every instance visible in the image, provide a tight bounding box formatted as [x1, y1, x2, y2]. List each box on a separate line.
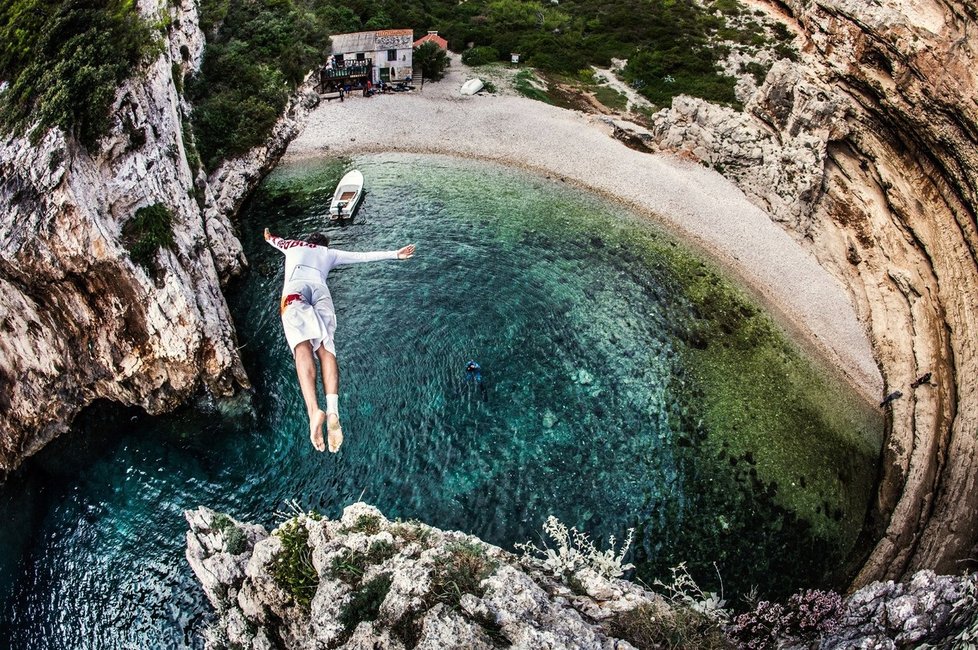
[328, 244, 417, 267]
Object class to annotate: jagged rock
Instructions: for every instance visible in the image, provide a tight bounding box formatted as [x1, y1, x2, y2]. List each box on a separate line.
[188, 504, 978, 650]
[0, 0, 321, 475]
[818, 570, 974, 649]
[617, 0, 978, 586]
[186, 502, 659, 650]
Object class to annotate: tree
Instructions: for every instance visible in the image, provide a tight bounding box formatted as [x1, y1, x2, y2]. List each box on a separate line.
[413, 41, 449, 86]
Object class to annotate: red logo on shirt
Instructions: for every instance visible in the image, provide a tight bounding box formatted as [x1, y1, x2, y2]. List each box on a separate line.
[277, 238, 320, 250]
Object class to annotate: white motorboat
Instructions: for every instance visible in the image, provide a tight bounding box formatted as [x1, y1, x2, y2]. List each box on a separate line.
[329, 169, 364, 219]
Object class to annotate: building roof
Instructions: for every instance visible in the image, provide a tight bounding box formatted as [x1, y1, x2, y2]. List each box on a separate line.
[414, 31, 448, 49]
[331, 31, 377, 55]
[331, 29, 415, 55]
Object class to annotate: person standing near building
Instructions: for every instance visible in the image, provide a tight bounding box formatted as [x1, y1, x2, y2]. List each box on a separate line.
[265, 228, 416, 452]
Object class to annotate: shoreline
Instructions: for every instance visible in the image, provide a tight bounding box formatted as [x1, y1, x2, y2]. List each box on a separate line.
[283, 65, 882, 405]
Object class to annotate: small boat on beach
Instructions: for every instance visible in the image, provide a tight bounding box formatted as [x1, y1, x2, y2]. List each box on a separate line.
[460, 78, 484, 96]
[329, 169, 364, 219]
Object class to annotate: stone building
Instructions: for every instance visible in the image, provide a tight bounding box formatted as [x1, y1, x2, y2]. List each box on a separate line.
[325, 29, 414, 88]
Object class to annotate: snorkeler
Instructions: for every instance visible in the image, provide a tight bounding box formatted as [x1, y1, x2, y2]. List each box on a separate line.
[265, 228, 415, 452]
[464, 360, 488, 402]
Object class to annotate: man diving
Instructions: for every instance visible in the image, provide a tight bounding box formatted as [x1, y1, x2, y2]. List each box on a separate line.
[265, 228, 415, 452]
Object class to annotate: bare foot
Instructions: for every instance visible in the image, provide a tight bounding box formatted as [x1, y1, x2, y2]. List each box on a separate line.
[309, 410, 327, 452]
[327, 413, 344, 453]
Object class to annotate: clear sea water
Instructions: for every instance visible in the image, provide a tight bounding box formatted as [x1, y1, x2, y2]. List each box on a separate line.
[0, 154, 881, 648]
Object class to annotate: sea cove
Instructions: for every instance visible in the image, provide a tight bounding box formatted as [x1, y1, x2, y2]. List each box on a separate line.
[0, 154, 881, 647]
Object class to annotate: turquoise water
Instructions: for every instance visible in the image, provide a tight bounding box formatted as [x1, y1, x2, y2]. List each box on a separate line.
[0, 154, 881, 648]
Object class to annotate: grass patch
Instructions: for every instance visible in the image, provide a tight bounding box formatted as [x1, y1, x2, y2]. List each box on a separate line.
[268, 519, 319, 609]
[345, 514, 382, 536]
[211, 513, 247, 555]
[513, 70, 552, 104]
[593, 85, 628, 112]
[328, 540, 399, 585]
[609, 604, 732, 650]
[430, 541, 498, 609]
[392, 521, 434, 547]
[122, 203, 176, 272]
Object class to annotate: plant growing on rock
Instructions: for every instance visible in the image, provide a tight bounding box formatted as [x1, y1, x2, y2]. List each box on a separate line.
[430, 540, 498, 609]
[338, 573, 393, 636]
[268, 518, 319, 609]
[328, 540, 399, 585]
[516, 515, 635, 580]
[727, 588, 842, 649]
[122, 203, 176, 272]
[654, 562, 729, 623]
[0, 0, 156, 150]
[211, 513, 247, 555]
[610, 603, 733, 650]
[344, 513, 382, 535]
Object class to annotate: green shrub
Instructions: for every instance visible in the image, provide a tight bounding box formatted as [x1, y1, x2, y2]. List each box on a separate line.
[346, 513, 382, 535]
[122, 203, 176, 271]
[328, 540, 398, 585]
[211, 513, 248, 555]
[181, 119, 201, 173]
[188, 0, 334, 169]
[268, 519, 319, 609]
[415, 40, 451, 83]
[593, 85, 628, 111]
[171, 62, 184, 94]
[0, 0, 156, 150]
[430, 541, 497, 609]
[338, 573, 392, 634]
[741, 61, 772, 85]
[624, 47, 739, 109]
[462, 45, 499, 66]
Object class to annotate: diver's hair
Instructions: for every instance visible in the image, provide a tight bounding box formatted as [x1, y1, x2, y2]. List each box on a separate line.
[306, 232, 330, 246]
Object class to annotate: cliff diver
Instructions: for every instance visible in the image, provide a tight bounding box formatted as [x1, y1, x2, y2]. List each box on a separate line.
[265, 228, 415, 452]
[464, 360, 488, 402]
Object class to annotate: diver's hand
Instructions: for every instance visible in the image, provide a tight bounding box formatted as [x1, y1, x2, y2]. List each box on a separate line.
[264, 228, 271, 241]
[397, 244, 416, 260]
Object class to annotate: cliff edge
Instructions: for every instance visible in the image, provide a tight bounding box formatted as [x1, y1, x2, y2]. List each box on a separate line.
[0, 0, 317, 475]
[633, 0, 978, 584]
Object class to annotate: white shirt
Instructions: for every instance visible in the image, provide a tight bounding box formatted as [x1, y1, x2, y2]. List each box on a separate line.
[266, 235, 398, 294]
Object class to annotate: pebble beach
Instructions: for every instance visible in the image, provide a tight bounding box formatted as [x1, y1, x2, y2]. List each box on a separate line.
[283, 59, 883, 403]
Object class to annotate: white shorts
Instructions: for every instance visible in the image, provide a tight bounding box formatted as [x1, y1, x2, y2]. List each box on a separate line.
[280, 282, 337, 355]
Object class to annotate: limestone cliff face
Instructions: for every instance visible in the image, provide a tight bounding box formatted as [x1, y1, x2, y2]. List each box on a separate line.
[0, 0, 317, 475]
[638, 0, 978, 584]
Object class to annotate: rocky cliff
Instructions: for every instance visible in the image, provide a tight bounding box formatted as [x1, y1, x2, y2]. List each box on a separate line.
[186, 503, 978, 649]
[0, 0, 317, 475]
[626, 0, 978, 585]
